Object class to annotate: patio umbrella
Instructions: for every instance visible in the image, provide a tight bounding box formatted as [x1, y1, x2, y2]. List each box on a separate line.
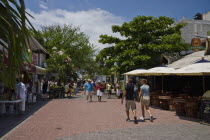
[136, 65, 176, 93]
[145, 65, 176, 76]
[122, 68, 147, 75]
[172, 59, 210, 93]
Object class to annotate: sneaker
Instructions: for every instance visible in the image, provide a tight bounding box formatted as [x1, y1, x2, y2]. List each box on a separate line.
[134, 117, 138, 124]
[140, 116, 145, 121]
[86, 101, 89, 103]
[126, 118, 131, 122]
[150, 115, 153, 122]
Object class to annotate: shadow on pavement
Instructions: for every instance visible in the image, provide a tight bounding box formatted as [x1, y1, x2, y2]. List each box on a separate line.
[177, 115, 200, 123]
[0, 99, 51, 138]
[150, 106, 201, 123]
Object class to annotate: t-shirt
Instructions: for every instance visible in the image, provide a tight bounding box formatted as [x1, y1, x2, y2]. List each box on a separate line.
[92, 82, 96, 88]
[116, 84, 120, 89]
[64, 84, 69, 92]
[74, 83, 77, 88]
[140, 85, 150, 97]
[107, 84, 111, 90]
[125, 83, 135, 100]
[85, 83, 93, 92]
[97, 85, 101, 90]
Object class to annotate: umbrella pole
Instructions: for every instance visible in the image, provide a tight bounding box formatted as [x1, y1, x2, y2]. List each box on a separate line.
[203, 74, 205, 93]
[162, 75, 164, 94]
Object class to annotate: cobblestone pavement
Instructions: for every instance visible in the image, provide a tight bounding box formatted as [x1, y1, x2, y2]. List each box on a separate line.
[1, 92, 210, 140]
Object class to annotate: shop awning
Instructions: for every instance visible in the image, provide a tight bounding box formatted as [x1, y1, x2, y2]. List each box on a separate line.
[36, 66, 47, 75]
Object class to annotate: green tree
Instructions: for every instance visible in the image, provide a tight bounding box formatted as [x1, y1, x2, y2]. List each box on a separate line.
[0, 0, 34, 89]
[33, 25, 96, 81]
[97, 16, 188, 74]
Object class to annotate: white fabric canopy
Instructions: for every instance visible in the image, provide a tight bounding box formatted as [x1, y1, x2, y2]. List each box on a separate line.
[36, 66, 47, 75]
[123, 69, 147, 75]
[134, 66, 176, 76]
[146, 66, 176, 75]
[171, 62, 210, 75]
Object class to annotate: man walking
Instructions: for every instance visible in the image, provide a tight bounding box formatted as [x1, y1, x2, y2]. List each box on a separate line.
[84, 79, 93, 103]
[121, 79, 138, 124]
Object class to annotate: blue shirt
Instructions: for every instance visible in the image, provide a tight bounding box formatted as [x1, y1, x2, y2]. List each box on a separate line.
[140, 85, 150, 97]
[85, 83, 93, 92]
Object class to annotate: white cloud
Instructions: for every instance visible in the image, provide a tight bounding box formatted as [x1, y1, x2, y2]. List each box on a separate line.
[27, 8, 124, 50]
[39, 3, 48, 10]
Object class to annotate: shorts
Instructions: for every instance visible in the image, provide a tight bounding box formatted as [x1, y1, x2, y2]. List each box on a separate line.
[140, 96, 150, 106]
[97, 90, 103, 96]
[108, 90, 111, 95]
[86, 91, 93, 96]
[125, 100, 136, 111]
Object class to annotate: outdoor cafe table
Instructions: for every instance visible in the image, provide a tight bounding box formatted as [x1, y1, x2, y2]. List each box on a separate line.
[158, 96, 172, 110]
[0, 99, 22, 114]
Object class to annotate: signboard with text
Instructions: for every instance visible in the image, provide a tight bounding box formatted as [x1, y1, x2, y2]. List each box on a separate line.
[190, 38, 205, 51]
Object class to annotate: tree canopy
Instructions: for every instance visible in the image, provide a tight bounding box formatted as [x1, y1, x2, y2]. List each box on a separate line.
[97, 16, 188, 74]
[33, 25, 96, 81]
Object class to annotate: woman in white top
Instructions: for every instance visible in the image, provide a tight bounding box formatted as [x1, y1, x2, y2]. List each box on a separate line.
[116, 81, 121, 97]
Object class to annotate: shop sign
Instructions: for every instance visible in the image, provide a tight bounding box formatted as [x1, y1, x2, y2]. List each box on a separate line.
[190, 38, 205, 51]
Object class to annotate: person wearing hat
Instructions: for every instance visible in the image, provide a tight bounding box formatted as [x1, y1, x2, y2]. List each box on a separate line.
[84, 79, 93, 103]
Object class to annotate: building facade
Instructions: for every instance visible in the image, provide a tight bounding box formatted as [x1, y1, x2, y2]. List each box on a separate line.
[178, 19, 210, 45]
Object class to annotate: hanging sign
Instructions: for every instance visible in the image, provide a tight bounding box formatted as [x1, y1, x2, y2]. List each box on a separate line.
[190, 38, 205, 51]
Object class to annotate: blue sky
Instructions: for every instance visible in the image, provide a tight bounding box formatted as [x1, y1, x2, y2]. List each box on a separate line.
[26, 0, 210, 20]
[25, 0, 210, 49]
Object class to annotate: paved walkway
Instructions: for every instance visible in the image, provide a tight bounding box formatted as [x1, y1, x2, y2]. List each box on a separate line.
[1, 92, 210, 140]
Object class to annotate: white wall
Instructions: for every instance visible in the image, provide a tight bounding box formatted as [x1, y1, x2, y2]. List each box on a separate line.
[203, 11, 210, 21]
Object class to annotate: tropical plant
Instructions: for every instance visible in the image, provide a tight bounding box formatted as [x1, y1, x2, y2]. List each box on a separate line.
[0, 0, 34, 89]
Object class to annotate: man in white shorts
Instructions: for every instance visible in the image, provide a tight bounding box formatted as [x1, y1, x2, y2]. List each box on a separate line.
[84, 79, 93, 103]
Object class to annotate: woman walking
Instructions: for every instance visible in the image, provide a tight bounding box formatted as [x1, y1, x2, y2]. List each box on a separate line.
[97, 82, 103, 102]
[139, 79, 153, 122]
[116, 81, 121, 98]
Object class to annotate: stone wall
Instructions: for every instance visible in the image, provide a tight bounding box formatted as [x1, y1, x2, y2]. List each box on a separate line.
[178, 19, 210, 44]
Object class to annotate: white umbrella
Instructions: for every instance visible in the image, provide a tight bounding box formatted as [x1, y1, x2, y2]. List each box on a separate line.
[135, 65, 175, 93]
[145, 65, 176, 76]
[123, 68, 147, 75]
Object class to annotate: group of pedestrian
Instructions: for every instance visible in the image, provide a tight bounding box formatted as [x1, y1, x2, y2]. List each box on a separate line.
[121, 78, 153, 124]
[64, 81, 78, 97]
[83, 78, 153, 124]
[83, 79, 108, 103]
